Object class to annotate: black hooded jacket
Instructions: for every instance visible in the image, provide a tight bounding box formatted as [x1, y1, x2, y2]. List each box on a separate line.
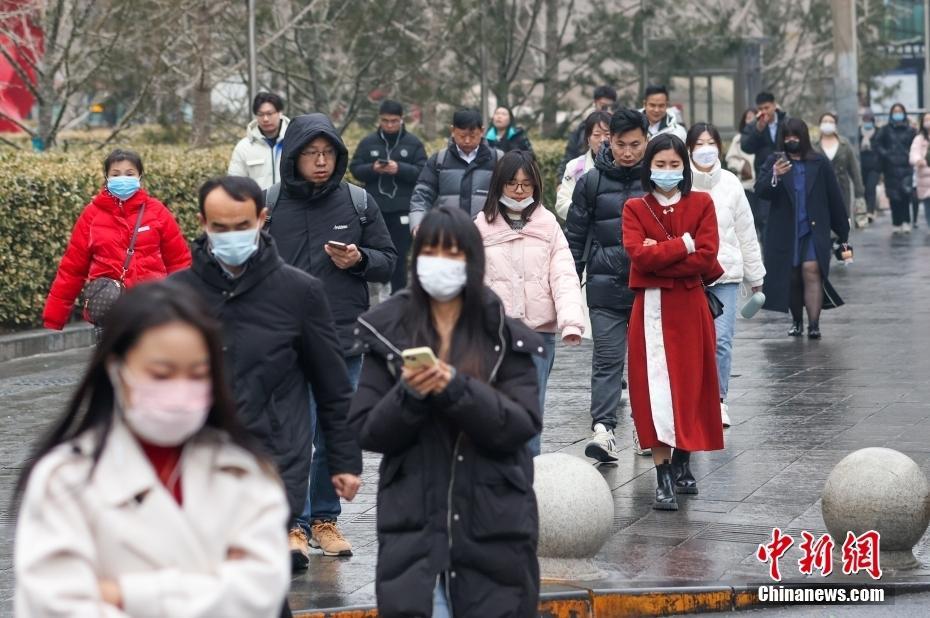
[171, 234, 362, 518]
[349, 289, 541, 618]
[564, 143, 646, 311]
[268, 113, 398, 353]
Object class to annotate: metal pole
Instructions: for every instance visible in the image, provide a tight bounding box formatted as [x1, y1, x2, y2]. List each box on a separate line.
[641, 0, 649, 90]
[831, 0, 858, 145]
[248, 0, 258, 105]
[924, 0, 930, 109]
[480, 10, 488, 122]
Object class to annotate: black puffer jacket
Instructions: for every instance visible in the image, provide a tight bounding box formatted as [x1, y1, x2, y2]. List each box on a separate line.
[171, 234, 362, 517]
[349, 290, 541, 618]
[268, 113, 398, 353]
[875, 121, 917, 203]
[349, 127, 428, 214]
[564, 143, 646, 311]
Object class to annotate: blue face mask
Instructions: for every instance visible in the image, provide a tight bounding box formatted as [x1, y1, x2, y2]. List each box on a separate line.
[208, 227, 260, 267]
[892, 112, 906, 123]
[863, 122, 874, 131]
[651, 169, 684, 192]
[107, 175, 141, 200]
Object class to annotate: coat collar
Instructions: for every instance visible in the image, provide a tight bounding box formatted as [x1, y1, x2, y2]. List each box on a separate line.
[91, 187, 150, 215]
[690, 161, 721, 190]
[781, 155, 823, 204]
[477, 209, 553, 245]
[247, 115, 290, 143]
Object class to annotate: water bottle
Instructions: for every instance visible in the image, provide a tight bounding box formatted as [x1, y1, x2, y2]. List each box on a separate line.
[740, 291, 766, 319]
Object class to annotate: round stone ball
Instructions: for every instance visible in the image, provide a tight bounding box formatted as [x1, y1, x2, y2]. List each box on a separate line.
[534, 453, 614, 558]
[822, 448, 930, 552]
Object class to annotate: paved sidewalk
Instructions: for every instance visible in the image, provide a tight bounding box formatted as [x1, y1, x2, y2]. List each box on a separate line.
[2, 216, 930, 615]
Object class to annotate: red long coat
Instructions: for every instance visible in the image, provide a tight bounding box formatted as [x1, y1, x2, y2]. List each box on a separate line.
[43, 188, 191, 329]
[622, 192, 725, 452]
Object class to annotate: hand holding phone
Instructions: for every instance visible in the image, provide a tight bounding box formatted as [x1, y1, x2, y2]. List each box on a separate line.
[376, 158, 390, 166]
[326, 240, 348, 251]
[402, 347, 438, 371]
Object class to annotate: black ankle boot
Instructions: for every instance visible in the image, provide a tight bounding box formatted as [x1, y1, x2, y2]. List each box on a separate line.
[654, 460, 678, 511]
[788, 320, 803, 337]
[671, 449, 698, 495]
[808, 321, 821, 339]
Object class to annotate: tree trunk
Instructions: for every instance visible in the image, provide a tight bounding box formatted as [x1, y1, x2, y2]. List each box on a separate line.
[190, 1, 213, 147]
[35, 71, 56, 149]
[541, 0, 559, 137]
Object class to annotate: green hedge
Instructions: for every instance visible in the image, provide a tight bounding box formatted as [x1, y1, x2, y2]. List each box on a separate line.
[0, 138, 567, 328]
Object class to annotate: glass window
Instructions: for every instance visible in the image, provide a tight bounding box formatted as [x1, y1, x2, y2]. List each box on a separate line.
[670, 76, 691, 124]
[693, 76, 709, 127]
[712, 75, 735, 130]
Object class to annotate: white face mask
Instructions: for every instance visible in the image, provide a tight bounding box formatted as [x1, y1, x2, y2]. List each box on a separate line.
[692, 145, 719, 168]
[820, 122, 837, 135]
[499, 195, 535, 212]
[416, 256, 467, 302]
[111, 365, 212, 447]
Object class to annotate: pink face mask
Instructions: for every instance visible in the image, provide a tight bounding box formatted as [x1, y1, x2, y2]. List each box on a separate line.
[113, 366, 213, 447]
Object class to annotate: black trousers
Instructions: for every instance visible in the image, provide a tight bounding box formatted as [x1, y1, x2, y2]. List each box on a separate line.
[383, 212, 412, 293]
[862, 169, 880, 215]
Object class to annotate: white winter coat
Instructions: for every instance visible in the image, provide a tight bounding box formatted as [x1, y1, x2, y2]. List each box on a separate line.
[228, 116, 291, 190]
[691, 161, 766, 287]
[15, 419, 290, 618]
[555, 150, 595, 220]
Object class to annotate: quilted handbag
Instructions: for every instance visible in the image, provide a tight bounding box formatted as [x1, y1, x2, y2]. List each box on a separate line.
[81, 203, 146, 326]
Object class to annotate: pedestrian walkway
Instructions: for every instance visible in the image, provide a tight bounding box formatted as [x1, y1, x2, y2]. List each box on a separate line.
[1, 216, 929, 614]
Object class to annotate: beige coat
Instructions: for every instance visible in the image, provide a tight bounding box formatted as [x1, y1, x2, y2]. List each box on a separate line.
[15, 419, 290, 618]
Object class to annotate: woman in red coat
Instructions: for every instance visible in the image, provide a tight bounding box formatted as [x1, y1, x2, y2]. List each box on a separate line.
[43, 149, 192, 330]
[622, 134, 725, 512]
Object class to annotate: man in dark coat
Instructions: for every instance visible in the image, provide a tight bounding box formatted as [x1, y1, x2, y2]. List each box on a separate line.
[269, 112, 397, 557]
[171, 176, 363, 571]
[349, 99, 428, 292]
[740, 91, 789, 239]
[408, 108, 502, 230]
[555, 84, 617, 181]
[565, 108, 648, 463]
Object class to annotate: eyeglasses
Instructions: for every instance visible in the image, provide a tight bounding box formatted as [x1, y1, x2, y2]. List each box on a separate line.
[504, 181, 535, 191]
[300, 149, 336, 160]
[256, 112, 279, 119]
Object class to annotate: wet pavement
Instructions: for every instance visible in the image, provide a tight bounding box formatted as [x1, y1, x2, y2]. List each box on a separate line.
[2, 214, 930, 614]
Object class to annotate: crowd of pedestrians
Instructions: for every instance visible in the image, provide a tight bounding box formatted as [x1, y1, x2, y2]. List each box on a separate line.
[21, 83, 915, 615]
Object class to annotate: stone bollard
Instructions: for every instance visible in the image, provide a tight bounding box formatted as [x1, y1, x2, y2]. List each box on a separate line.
[822, 447, 930, 570]
[534, 453, 614, 580]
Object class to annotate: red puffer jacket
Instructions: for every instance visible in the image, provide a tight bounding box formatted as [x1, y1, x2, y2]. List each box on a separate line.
[43, 187, 192, 329]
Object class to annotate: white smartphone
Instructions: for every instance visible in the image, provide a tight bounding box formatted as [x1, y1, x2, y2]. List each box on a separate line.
[401, 347, 438, 370]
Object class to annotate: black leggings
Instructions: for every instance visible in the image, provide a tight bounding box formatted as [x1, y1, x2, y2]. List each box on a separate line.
[789, 260, 823, 326]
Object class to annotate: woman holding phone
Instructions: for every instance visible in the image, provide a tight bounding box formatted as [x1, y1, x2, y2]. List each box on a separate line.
[755, 118, 850, 338]
[15, 281, 290, 617]
[349, 205, 542, 617]
[476, 150, 585, 455]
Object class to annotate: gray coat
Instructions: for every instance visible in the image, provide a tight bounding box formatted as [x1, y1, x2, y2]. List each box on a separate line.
[408, 139, 501, 228]
[814, 136, 864, 216]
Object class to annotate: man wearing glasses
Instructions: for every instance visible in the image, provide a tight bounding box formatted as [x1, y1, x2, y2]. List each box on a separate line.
[349, 100, 428, 293]
[268, 113, 397, 562]
[228, 92, 290, 189]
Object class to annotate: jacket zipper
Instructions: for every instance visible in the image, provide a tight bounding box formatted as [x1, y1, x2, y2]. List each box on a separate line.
[445, 433, 462, 617]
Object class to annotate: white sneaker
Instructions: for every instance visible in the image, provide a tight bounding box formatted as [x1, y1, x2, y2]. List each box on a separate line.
[892, 225, 902, 235]
[903, 222, 912, 234]
[721, 402, 731, 428]
[585, 423, 619, 462]
[632, 427, 651, 456]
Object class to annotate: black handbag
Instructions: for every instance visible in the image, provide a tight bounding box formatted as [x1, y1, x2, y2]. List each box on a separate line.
[81, 203, 146, 326]
[638, 198, 724, 319]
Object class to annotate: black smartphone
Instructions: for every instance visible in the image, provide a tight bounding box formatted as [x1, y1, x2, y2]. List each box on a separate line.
[376, 158, 390, 165]
[774, 151, 788, 165]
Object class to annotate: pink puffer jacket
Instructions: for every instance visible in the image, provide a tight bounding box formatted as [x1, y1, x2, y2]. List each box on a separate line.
[475, 207, 585, 338]
[908, 133, 930, 200]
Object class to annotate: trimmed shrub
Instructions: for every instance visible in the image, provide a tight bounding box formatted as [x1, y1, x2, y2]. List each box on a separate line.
[1, 138, 569, 328]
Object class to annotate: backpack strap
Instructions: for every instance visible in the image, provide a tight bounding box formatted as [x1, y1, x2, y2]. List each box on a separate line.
[263, 182, 281, 226]
[347, 183, 371, 226]
[436, 147, 448, 171]
[581, 169, 601, 264]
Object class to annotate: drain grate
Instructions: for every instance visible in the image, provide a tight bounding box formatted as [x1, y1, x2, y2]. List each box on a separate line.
[0, 376, 79, 397]
[696, 522, 830, 545]
[623, 519, 710, 539]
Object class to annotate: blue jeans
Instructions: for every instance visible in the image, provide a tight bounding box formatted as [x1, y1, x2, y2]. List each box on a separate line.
[528, 332, 556, 456]
[432, 575, 451, 618]
[297, 354, 363, 530]
[709, 283, 739, 400]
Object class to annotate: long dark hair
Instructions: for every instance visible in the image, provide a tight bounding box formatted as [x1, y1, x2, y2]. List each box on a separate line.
[778, 117, 815, 160]
[919, 112, 930, 139]
[640, 133, 693, 195]
[14, 280, 268, 504]
[685, 122, 723, 157]
[482, 150, 543, 224]
[409, 206, 488, 379]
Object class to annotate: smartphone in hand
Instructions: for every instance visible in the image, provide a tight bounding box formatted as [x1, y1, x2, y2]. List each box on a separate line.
[402, 347, 438, 371]
[326, 240, 348, 251]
